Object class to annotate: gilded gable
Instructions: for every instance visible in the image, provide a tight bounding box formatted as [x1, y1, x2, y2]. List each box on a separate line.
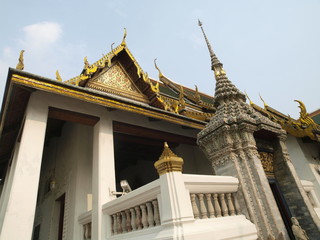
[86, 62, 149, 103]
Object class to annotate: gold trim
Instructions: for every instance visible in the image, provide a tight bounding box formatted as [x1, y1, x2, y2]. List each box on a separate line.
[11, 74, 205, 129]
[251, 99, 320, 141]
[154, 142, 184, 175]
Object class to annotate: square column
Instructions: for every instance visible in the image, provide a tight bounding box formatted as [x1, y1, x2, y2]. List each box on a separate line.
[92, 113, 116, 240]
[0, 93, 48, 240]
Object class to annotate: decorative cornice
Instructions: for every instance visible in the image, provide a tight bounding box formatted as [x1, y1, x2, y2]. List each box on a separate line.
[154, 142, 184, 176]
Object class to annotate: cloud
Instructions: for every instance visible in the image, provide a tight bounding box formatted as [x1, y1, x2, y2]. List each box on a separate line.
[22, 22, 62, 46]
[0, 21, 86, 94]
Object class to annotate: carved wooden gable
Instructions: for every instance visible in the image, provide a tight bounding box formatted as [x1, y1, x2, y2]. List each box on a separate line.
[86, 62, 149, 103]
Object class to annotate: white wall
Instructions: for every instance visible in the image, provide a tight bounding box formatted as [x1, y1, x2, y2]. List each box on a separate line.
[34, 122, 93, 240]
[286, 135, 320, 201]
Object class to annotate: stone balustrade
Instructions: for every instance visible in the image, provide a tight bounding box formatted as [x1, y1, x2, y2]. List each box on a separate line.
[102, 179, 161, 238]
[78, 210, 92, 240]
[111, 199, 160, 235]
[190, 192, 238, 219]
[184, 174, 240, 219]
[80, 173, 256, 239]
[83, 222, 92, 240]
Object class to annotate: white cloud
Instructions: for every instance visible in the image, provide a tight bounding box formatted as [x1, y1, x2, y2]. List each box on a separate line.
[21, 22, 62, 49]
[0, 21, 86, 95]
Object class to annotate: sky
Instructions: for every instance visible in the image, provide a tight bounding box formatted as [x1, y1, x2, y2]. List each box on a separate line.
[0, 0, 319, 118]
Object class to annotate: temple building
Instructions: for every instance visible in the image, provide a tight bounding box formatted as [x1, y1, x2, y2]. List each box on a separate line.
[0, 23, 319, 240]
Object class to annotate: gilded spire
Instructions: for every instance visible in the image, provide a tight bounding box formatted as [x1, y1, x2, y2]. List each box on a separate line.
[198, 20, 222, 70]
[16, 50, 25, 70]
[198, 20, 246, 105]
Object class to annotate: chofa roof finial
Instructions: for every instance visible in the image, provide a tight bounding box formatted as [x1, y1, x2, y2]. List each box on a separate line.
[16, 50, 25, 70]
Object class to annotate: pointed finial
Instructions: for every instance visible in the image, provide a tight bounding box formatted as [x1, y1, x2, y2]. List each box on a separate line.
[84, 56, 90, 69]
[154, 58, 163, 78]
[194, 85, 201, 103]
[244, 91, 253, 105]
[198, 20, 222, 70]
[121, 28, 127, 46]
[56, 70, 62, 81]
[154, 142, 184, 176]
[294, 100, 308, 118]
[111, 42, 117, 56]
[16, 50, 25, 70]
[259, 94, 268, 108]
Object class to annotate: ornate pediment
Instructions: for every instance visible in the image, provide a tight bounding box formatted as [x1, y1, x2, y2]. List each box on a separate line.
[86, 62, 149, 103]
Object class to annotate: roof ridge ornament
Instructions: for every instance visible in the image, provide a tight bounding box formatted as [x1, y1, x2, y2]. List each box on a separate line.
[154, 58, 163, 78]
[111, 42, 117, 56]
[121, 28, 127, 46]
[84, 56, 90, 69]
[56, 70, 62, 81]
[16, 50, 25, 70]
[259, 94, 268, 108]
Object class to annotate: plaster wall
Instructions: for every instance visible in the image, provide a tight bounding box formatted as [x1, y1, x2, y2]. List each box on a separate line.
[34, 122, 93, 240]
[286, 135, 320, 201]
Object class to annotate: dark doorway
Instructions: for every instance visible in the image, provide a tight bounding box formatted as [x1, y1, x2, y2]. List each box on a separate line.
[269, 179, 295, 239]
[56, 193, 66, 240]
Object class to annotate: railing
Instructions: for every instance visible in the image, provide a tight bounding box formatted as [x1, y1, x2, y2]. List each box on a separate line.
[111, 199, 160, 235]
[83, 222, 92, 240]
[102, 179, 161, 237]
[82, 174, 256, 239]
[190, 193, 238, 219]
[78, 210, 92, 240]
[184, 174, 240, 219]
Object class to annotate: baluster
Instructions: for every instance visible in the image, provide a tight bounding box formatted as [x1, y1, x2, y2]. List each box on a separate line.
[219, 193, 229, 216]
[226, 193, 235, 216]
[233, 193, 240, 215]
[198, 194, 208, 219]
[146, 202, 154, 227]
[87, 222, 91, 239]
[125, 209, 132, 232]
[135, 206, 142, 230]
[83, 224, 88, 239]
[205, 193, 215, 218]
[111, 215, 114, 235]
[152, 200, 160, 225]
[117, 212, 122, 233]
[121, 211, 127, 233]
[213, 193, 221, 217]
[190, 194, 200, 219]
[140, 204, 148, 228]
[112, 214, 118, 235]
[130, 208, 136, 231]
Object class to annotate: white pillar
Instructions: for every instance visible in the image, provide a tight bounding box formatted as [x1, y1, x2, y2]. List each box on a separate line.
[0, 93, 48, 240]
[92, 113, 116, 240]
[159, 171, 194, 225]
[0, 143, 20, 229]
